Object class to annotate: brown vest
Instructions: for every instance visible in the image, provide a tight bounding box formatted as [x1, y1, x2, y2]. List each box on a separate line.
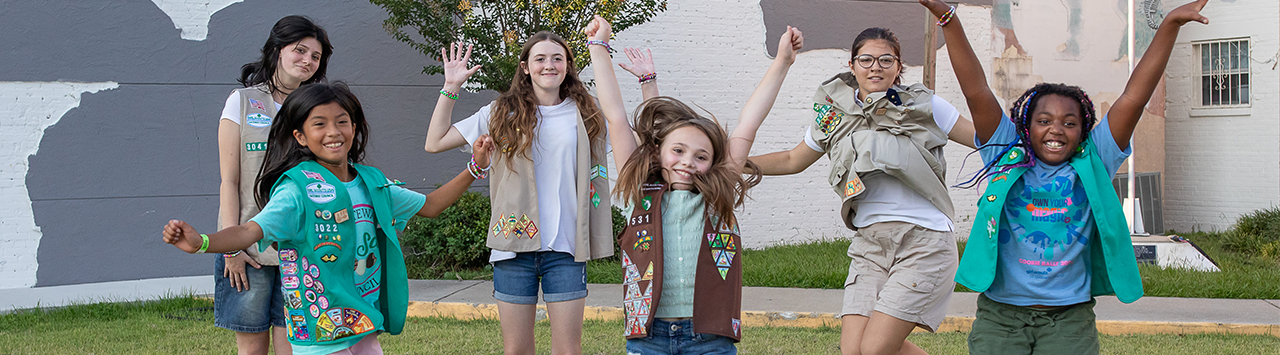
[485, 108, 614, 262]
[217, 85, 278, 265]
[618, 179, 743, 341]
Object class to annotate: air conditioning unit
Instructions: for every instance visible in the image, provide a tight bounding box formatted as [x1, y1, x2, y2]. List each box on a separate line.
[1112, 172, 1163, 234]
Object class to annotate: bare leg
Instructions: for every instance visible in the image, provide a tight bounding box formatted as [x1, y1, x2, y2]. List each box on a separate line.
[498, 300, 537, 355]
[271, 326, 291, 354]
[842, 313, 929, 355]
[840, 315, 869, 355]
[546, 298, 585, 355]
[233, 331, 269, 355]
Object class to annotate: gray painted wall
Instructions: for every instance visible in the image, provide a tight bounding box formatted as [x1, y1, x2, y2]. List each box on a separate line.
[3, 0, 494, 286]
[761, 0, 993, 63]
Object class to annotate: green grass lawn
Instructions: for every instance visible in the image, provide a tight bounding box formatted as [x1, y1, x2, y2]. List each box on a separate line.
[2, 297, 1276, 354]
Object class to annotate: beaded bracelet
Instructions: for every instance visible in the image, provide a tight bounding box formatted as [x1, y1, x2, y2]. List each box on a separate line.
[223, 250, 242, 258]
[638, 73, 657, 84]
[586, 39, 612, 52]
[936, 6, 956, 27]
[467, 155, 490, 179]
[440, 89, 459, 100]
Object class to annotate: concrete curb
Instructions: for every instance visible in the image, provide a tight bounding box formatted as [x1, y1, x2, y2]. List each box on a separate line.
[405, 301, 1280, 337]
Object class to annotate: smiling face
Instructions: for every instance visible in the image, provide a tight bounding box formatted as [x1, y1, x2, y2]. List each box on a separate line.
[292, 102, 353, 172]
[1027, 94, 1084, 165]
[521, 40, 568, 92]
[850, 39, 902, 98]
[275, 37, 323, 87]
[659, 125, 714, 190]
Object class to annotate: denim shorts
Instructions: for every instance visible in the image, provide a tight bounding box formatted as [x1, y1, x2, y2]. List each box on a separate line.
[492, 251, 587, 304]
[213, 255, 286, 333]
[625, 319, 737, 355]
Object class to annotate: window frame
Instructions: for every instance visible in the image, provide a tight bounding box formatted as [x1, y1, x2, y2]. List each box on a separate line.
[1191, 37, 1252, 115]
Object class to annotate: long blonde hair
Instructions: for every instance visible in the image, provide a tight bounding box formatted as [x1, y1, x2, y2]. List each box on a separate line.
[614, 97, 762, 227]
[489, 31, 604, 166]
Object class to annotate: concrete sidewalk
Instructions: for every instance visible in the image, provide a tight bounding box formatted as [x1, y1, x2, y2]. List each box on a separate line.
[3, 277, 1278, 336]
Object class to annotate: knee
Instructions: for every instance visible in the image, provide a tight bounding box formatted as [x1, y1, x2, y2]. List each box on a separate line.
[860, 341, 901, 355]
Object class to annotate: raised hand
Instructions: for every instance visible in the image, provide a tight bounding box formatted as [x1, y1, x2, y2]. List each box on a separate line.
[441, 42, 482, 91]
[618, 48, 656, 78]
[162, 219, 202, 254]
[472, 134, 495, 169]
[919, 0, 953, 18]
[1164, 0, 1209, 27]
[583, 15, 613, 42]
[776, 26, 804, 64]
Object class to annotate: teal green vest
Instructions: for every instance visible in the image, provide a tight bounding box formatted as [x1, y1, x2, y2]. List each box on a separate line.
[264, 161, 409, 344]
[956, 138, 1144, 304]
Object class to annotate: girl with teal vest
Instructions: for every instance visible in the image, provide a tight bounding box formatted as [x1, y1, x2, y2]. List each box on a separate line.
[920, 0, 1211, 353]
[165, 83, 495, 354]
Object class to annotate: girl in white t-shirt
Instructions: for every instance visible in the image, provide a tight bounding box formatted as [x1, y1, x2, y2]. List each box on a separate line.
[423, 19, 629, 354]
[215, 15, 331, 355]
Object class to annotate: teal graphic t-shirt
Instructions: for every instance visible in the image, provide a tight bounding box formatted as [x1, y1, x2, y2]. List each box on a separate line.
[976, 115, 1130, 306]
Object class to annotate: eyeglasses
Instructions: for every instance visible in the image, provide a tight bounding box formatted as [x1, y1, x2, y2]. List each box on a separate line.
[852, 54, 899, 69]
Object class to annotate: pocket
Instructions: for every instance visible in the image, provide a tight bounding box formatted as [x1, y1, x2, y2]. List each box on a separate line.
[883, 269, 943, 314]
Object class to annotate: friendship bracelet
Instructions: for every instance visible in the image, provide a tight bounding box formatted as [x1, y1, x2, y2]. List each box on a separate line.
[936, 6, 956, 27]
[467, 155, 490, 179]
[638, 73, 657, 84]
[586, 39, 612, 52]
[440, 89, 459, 100]
[197, 234, 210, 254]
[223, 250, 242, 258]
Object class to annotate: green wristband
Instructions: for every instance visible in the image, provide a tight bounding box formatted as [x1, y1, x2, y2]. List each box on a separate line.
[197, 234, 210, 254]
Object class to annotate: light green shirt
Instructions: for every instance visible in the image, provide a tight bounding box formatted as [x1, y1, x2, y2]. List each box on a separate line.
[625, 190, 704, 318]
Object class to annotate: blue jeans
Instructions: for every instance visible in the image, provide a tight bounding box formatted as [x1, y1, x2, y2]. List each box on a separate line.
[213, 255, 285, 332]
[625, 319, 737, 355]
[492, 251, 587, 304]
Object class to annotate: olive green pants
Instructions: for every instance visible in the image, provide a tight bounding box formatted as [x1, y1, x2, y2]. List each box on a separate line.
[968, 294, 1099, 355]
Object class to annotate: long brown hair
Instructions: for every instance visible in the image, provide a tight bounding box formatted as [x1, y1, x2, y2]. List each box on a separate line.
[614, 97, 762, 228]
[489, 31, 604, 166]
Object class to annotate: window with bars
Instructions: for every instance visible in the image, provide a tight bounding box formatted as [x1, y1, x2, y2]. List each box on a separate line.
[1196, 39, 1250, 106]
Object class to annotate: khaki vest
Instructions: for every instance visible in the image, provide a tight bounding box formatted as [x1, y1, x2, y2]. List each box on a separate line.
[218, 85, 278, 265]
[617, 179, 743, 341]
[809, 73, 954, 230]
[485, 109, 614, 262]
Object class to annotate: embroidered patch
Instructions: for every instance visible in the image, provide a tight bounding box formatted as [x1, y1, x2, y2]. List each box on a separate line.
[874, 107, 887, 115]
[284, 290, 303, 309]
[318, 295, 330, 309]
[281, 261, 298, 276]
[845, 177, 865, 197]
[641, 196, 653, 211]
[314, 223, 338, 233]
[309, 264, 320, 278]
[248, 98, 267, 111]
[283, 275, 299, 289]
[345, 308, 376, 334]
[287, 310, 309, 341]
[305, 290, 317, 303]
[312, 279, 325, 293]
[321, 254, 338, 263]
[520, 214, 538, 239]
[590, 164, 608, 180]
[302, 170, 326, 182]
[316, 309, 339, 341]
[707, 233, 738, 280]
[991, 174, 1008, 183]
[303, 274, 314, 288]
[732, 318, 741, 336]
[314, 242, 341, 251]
[814, 104, 845, 134]
[986, 217, 997, 238]
[633, 230, 652, 251]
[591, 184, 601, 208]
[245, 113, 272, 128]
[244, 142, 267, 152]
[334, 209, 349, 224]
[305, 182, 337, 204]
[641, 183, 664, 192]
[621, 249, 654, 337]
[986, 195, 997, 202]
[309, 303, 321, 318]
[279, 248, 298, 262]
[629, 213, 652, 227]
[642, 262, 654, 281]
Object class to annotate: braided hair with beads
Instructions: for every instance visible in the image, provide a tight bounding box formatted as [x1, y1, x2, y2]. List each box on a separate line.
[955, 83, 1098, 188]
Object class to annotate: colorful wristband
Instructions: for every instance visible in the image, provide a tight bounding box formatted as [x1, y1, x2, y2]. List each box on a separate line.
[440, 89, 459, 100]
[467, 155, 490, 179]
[223, 250, 242, 258]
[586, 39, 612, 52]
[638, 73, 657, 84]
[197, 234, 210, 254]
[936, 6, 956, 27]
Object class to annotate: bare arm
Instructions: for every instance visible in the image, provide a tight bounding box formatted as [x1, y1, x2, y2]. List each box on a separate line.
[217, 119, 242, 231]
[921, 0, 1004, 143]
[162, 219, 265, 254]
[620, 48, 660, 100]
[729, 26, 804, 172]
[1108, 0, 1208, 149]
[424, 43, 481, 153]
[418, 135, 493, 217]
[747, 142, 824, 175]
[585, 16, 639, 167]
[948, 115, 978, 150]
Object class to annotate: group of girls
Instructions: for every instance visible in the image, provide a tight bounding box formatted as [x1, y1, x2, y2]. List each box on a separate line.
[162, 0, 1211, 353]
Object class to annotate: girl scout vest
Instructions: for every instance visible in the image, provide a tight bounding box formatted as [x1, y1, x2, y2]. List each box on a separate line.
[218, 84, 278, 265]
[485, 109, 614, 262]
[265, 161, 410, 344]
[618, 179, 744, 342]
[957, 139, 1144, 303]
[808, 73, 954, 230]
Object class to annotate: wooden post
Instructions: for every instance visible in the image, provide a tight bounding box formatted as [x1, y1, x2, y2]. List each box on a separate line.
[923, 9, 938, 90]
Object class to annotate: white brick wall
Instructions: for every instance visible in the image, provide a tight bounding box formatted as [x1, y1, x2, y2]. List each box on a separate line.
[1163, 0, 1280, 232]
[0, 82, 117, 289]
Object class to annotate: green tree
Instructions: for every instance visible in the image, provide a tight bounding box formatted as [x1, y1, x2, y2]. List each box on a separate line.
[371, 0, 667, 93]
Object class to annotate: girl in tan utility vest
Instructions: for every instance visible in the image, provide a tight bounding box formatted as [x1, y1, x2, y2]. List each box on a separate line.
[215, 15, 331, 355]
[590, 19, 803, 354]
[423, 17, 631, 355]
[749, 25, 978, 355]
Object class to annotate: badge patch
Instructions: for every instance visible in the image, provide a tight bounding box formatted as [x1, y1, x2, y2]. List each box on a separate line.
[590, 184, 601, 208]
[245, 113, 272, 128]
[248, 98, 267, 111]
[318, 295, 330, 309]
[285, 290, 303, 309]
[590, 164, 608, 180]
[305, 182, 337, 204]
[309, 264, 320, 278]
[303, 170, 326, 182]
[334, 209, 349, 223]
[321, 254, 338, 263]
[309, 303, 321, 318]
[281, 261, 298, 276]
[315, 242, 341, 251]
[845, 176, 865, 197]
[632, 230, 651, 251]
[314, 223, 338, 233]
[283, 275, 299, 289]
[629, 213, 651, 227]
[279, 249, 298, 262]
[303, 274, 314, 288]
[313, 280, 325, 293]
[641, 196, 652, 211]
[244, 142, 267, 152]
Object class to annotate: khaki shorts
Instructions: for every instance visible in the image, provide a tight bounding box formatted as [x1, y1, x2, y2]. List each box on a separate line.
[841, 221, 958, 332]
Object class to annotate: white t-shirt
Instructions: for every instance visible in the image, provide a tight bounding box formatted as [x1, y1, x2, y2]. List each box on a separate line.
[454, 98, 581, 263]
[220, 90, 282, 124]
[803, 93, 960, 232]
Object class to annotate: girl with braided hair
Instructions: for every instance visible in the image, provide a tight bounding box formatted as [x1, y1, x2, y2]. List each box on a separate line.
[920, 0, 1211, 353]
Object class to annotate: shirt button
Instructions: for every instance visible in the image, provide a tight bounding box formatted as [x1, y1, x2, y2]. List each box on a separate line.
[678, 257, 683, 261]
